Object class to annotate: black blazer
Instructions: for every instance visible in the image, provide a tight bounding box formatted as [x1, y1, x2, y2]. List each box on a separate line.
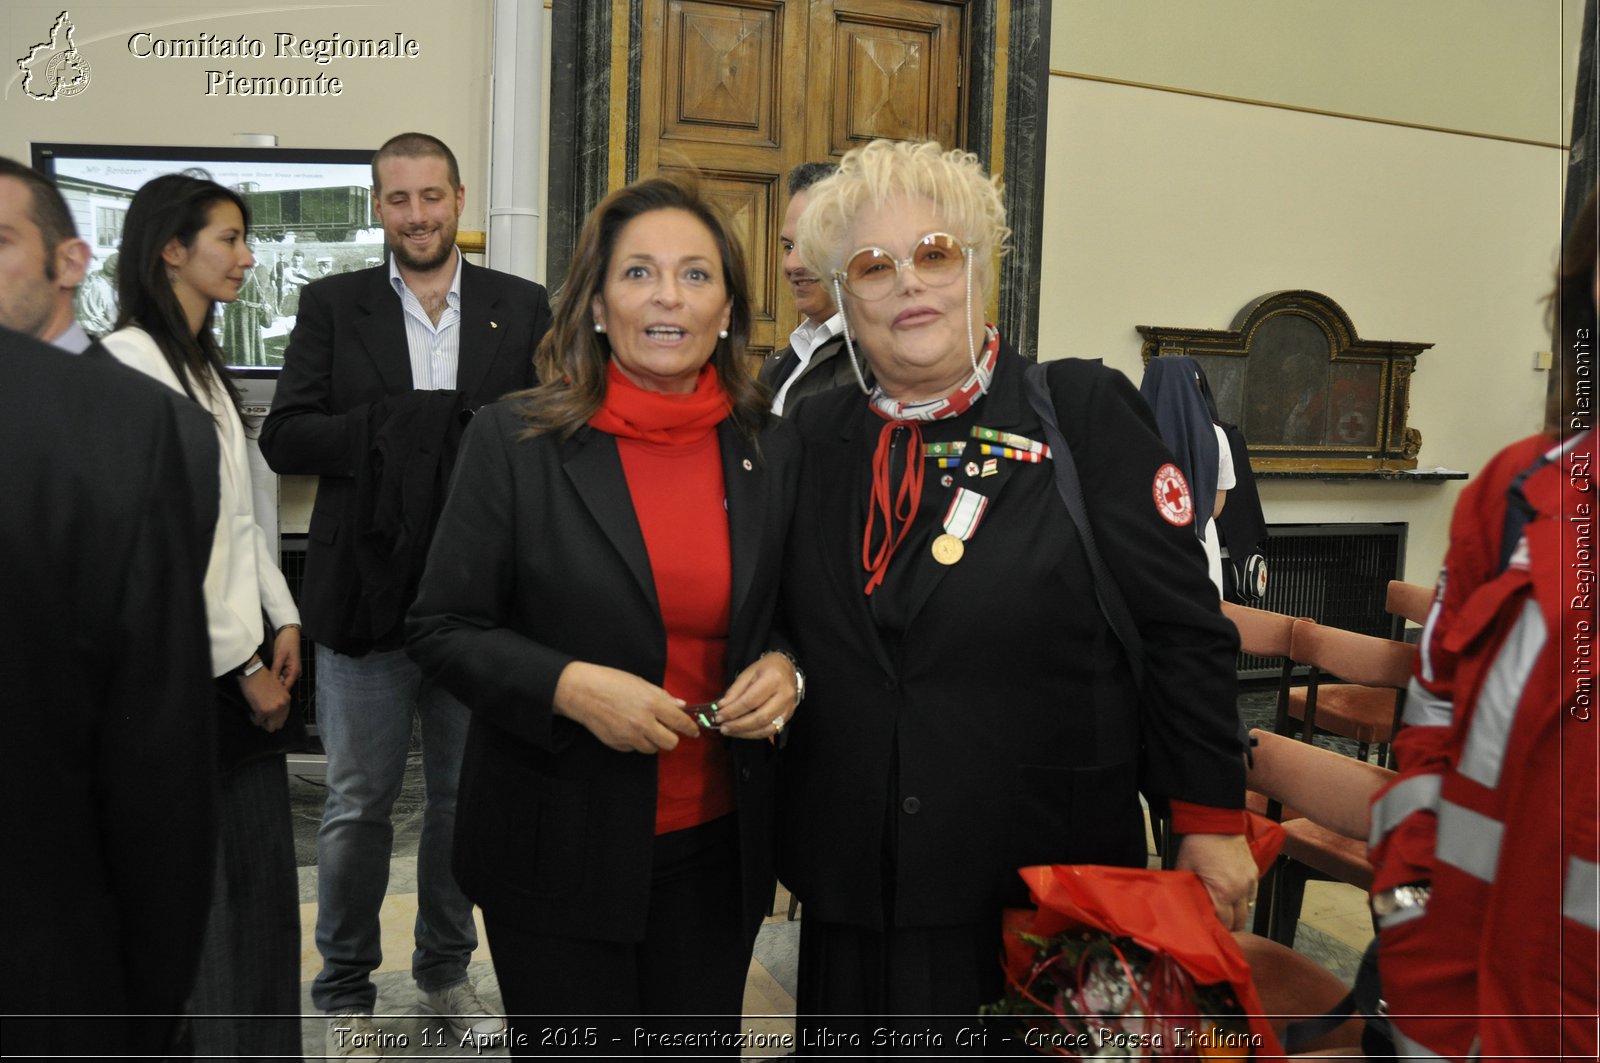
[0, 328, 217, 1057]
[776, 348, 1244, 930]
[756, 332, 866, 414]
[406, 401, 799, 942]
[83, 339, 221, 549]
[260, 262, 552, 652]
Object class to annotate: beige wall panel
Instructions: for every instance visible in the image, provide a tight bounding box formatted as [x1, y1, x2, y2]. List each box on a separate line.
[1037, 75, 1565, 585]
[2, 0, 496, 229]
[1053, 0, 1570, 145]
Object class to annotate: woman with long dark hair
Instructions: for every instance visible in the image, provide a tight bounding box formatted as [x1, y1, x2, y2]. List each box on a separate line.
[102, 172, 304, 1061]
[407, 174, 799, 1051]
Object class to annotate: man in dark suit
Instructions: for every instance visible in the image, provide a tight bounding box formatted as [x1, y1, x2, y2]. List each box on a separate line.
[261, 132, 551, 1054]
[0, 156, 94, 351]
[0, 157, 221, 537]
[757, 161, 866, 414]
[0, 325, 218, 1058]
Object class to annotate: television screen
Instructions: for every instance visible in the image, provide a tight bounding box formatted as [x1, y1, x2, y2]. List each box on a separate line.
[32, 142, 380, 374]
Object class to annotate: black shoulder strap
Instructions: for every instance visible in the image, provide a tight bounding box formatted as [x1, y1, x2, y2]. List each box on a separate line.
[1023, 361, 1146, 690]
[1499, 444, 1560, 572]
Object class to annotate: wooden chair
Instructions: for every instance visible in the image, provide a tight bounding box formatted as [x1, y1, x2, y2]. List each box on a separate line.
[1234, 931, 1366, 1055]
[1222, 601, 1300, 730]
[1281, 619, 1417, 766]
[1247, 728, 1394, 947]
[1220, 602, 1305, 824]
[1385, 578, 1435, 627]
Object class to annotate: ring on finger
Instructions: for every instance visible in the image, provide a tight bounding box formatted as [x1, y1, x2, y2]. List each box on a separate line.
[772, 713, 785, 733]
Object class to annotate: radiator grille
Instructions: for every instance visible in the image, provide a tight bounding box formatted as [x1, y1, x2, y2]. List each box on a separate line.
[1239, 523, 1407, 677]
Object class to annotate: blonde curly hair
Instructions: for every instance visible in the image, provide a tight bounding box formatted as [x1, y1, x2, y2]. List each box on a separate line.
[797, 139, 1010, 297]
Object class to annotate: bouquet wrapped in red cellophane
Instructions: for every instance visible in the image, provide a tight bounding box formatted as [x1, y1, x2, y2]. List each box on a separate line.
[984, 865, 1285, 1059]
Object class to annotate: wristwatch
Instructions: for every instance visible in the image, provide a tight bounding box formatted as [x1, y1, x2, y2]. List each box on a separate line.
[234, 654, 266, 678]
[1371, 882, 1432, 917]
[768, 650, 806, 705]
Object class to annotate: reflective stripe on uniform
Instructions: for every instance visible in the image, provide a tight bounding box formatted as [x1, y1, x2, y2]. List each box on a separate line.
[1565, 857, 1600, 931]
[1416, 570, 1446, 685]
[1369, 773, 1443, 848]
[1402, 678, 1454, 728]
[1436, 799, 1504, 882]
[1458, 599, 1545, 788]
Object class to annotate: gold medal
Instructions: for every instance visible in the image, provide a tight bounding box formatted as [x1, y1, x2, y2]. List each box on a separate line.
[931, 533, 965, 565]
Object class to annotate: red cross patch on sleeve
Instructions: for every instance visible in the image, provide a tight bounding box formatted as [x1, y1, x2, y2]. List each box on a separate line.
[1152, 463, 1194, 526]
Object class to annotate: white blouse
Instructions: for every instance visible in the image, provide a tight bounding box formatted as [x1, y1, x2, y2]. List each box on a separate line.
[1201, 422, 1237, 597]
[103, 326, 299, 677]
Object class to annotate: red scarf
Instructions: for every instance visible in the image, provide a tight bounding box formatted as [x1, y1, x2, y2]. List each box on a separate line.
[588, 361, 733, 444]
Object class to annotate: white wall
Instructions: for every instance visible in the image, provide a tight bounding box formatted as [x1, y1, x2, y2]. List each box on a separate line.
[1052, 0, 1578, 146]
[1041, 0, 1572, 584]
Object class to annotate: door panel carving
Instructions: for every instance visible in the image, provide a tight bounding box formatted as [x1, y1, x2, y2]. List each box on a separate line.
[813, 2, 963, 155]
[638, 0, 969, 359]
[663, 2, 783, 145]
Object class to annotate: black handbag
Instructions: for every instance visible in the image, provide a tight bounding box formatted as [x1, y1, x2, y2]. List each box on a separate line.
[1282, 937, 1396, 1057]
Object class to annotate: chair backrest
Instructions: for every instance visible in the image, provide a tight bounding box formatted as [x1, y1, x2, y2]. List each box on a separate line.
[1221, 601, 1297, 659]
[1288, 618, 1416, 690]
[1247, 729, 1394, 840]
[1385, 579, 1435, 626]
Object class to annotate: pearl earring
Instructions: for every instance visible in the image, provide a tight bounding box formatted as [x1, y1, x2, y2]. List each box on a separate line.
[718, 328, 729, 339]
[593, 322, 605, 333]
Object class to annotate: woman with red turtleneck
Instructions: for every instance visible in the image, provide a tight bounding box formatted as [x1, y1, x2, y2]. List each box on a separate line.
[407, 176, 799, 1049]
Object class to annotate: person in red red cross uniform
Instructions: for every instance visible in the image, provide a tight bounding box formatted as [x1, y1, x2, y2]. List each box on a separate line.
[1368, 187, 1599, 1061]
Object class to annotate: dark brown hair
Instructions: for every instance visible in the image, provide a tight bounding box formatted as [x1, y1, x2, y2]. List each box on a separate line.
[0, 156, 77, 278]
[513, 174, 765, 440]
[372, 132, 460, 194]
[1548, 183, 1597, 437]
[115, 172, 249, 416]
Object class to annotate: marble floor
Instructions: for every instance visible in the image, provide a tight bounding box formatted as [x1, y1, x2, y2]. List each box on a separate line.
[283, 686, 1371, 1058]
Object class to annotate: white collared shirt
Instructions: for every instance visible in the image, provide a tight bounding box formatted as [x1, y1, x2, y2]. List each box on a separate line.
[389, 248, 463, 390]
[53, 320, 91, 354]
[772, 310, 845, 416]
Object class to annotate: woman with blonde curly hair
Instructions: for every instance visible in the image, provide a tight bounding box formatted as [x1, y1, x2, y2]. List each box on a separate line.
[776, 139, 1254, 1046]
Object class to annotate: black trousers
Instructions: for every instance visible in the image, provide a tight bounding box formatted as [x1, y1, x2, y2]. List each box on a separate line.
[482, 815, 754, 1058]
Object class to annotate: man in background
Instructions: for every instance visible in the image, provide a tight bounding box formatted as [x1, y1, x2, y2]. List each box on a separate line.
[0, 157, 220, 517]
[262, 132, 552, 1059]
[758, 161, 864, 414]
[0, 161, 218, 1057]
[0, 156, 92, 349]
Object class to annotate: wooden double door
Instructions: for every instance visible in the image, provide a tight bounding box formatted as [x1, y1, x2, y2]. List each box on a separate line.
[632, 0, 973, 358]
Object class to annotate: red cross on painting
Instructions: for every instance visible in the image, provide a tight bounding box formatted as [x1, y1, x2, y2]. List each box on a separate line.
[1338, 410, 1368, 442]
[1152, 463, 1194, 527]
